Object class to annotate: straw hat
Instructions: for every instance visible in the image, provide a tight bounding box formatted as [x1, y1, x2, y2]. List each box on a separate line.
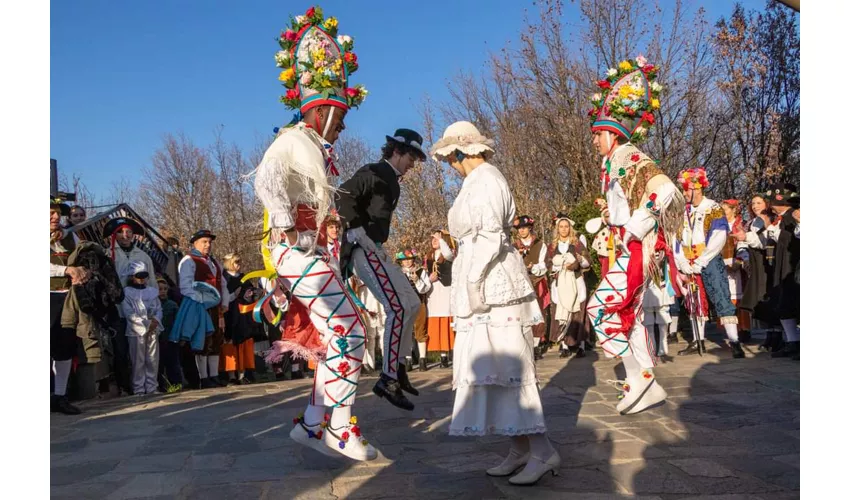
[430, 121, 495, 161]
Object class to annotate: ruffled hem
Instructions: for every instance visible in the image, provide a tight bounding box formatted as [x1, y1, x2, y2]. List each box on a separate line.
[263, 340, 325, 365]
[453, 312, 544, 332]
[452, 376, 538, 390]
[448, 424, 547, 437]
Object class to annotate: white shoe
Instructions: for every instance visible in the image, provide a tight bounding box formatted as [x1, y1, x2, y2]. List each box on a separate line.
[486, 449, 529, 477]
[323, 416, 377, 461]
[289, 416, 337, 458]
[508, 451, 561, 485]
[618, 371, 667, 415]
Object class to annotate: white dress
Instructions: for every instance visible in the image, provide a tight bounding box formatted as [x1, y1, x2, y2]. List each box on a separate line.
[447, 162, 546, 436]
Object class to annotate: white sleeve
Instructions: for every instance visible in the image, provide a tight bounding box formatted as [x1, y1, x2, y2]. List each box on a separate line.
[438, 238, 456, 262]
[178, 257, 201, 302]
[415, 270, 432, 295]
[150, 293, 163, 324]
[465, 174, 509, 284]
[607, 179, 631, 227]
[530, 243, 548, 276]
[50, 263, 67, 278]
[254, 154, 295, 230]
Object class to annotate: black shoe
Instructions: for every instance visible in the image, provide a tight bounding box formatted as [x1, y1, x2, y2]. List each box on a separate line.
[245, 371, 257, 383]
[668, 331, 680, 344]
[758, 332, 773, 352]
[440, 356, 450, 369]
[213, 377, 228, 387]
[200, 378, 217, 389]
[677, 341, 705, 356]
[419, 358, 428, 372]
[373, 375, 414, 411]
[739, 330, 752, 344]
[405, 357, 414, 374]
[396, 364, 419, 396]
[540, 342, 551, 355]
[51, 395, 82, 415]
[534, 347, 543, 360]
[291, 370, 305, 380]
[575, 347, 586, 358]
[730, 341, 745, 359]
[772, 341, 798, 359]
[559, 348, 571, 359]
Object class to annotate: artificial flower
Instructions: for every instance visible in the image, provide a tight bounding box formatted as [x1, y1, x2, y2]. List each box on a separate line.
[306, 6, 316, 18]
[300, 71, 313, 85]
[642, 112, 655, 125]
[337, 35, 353, 48]
[295, 15, 307, 26]
[275, 50, 291, 68]
[633, 126, 646, 136]
[285, 89, 299, 100]
[619, 60, 633, 71]
[344, 52, 357, 64]
[597, 80, 611, 89]
[324, 17, 338, 29]
[651, 98, 660, 109]
[279, 67, 295, 82]
[607, 68, 618, 77]
[651, 81, 663, 92]
[592, 93, 602, 102]
[635, 55, 647, 68]
[693, 182, 703, 189]
[283, 29, 297, 42]
[345, 87, 359, 98]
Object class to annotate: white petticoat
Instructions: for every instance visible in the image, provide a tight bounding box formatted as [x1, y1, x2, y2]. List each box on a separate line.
[449, 296, 547, 436]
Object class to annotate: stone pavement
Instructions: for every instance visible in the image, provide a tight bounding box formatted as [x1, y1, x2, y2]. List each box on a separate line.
[51, 339, 800, 499]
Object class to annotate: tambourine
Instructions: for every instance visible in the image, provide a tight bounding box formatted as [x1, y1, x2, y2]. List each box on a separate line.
[193, 281, 222, 309]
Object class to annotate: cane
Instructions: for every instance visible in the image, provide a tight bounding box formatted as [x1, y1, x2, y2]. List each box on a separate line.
[686, 279, 704, 356]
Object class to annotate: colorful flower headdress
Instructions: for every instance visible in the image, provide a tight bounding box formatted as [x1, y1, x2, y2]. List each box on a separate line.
[590, 55, 662, 143]
[276, 6, 367, 112]
[677, 167, 710, 191]
[395, 248, 418, 261]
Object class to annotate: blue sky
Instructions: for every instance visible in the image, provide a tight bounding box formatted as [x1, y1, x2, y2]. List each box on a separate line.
[51, 0, 767, 201]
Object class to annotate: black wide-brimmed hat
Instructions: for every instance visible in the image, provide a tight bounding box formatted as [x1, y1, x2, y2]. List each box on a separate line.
[102, 216, 145, 239]
[764, 183, 799, 208]
[513, 215, 536, 228]
[50, 197, 71, 217]
[189, 229, 217, 244]
[386, 128, 426, 161]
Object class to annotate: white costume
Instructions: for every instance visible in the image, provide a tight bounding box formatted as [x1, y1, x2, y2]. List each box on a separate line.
[120, 262, 163, 395]
[447, 162, 546, 436]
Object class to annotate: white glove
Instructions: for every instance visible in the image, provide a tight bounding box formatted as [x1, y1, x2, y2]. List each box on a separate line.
[346, 227, 379, 254]
[677, 260, 693, 275]
[691, 261, 704, 274]
[466, 280, 490, 315]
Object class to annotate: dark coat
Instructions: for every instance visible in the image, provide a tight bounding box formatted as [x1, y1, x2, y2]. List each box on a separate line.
[223, 272, 263, 345]
[336, 161, 400, 272]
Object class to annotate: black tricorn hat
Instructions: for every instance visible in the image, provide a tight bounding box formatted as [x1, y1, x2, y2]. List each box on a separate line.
[386, 128, 426, 161]
[50, 198, 71, 217]
[189, 229, 217, 244]
[102, 217, 145, 239]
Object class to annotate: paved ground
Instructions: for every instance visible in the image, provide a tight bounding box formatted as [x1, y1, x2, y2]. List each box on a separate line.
[51, 336, 800, 499]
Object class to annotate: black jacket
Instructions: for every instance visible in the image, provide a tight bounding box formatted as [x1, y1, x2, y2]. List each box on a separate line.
[337, 161, 400, 245]
[336, 161, 400, 274]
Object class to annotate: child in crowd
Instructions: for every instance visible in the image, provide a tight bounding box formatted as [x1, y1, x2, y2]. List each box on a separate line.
[157, 277, 182, 392]
[120, 261, 162, 395]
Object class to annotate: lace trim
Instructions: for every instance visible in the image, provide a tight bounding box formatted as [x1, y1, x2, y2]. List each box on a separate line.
[448, 424, 547, 437]
[453, 312, 544, 331]
[452, 375, 539, 390]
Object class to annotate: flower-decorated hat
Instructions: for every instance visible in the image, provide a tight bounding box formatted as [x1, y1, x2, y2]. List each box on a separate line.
[590, 55, 663, 143]
[395, 248, 418, 262]
[276, 6, 367, 113]
[430, 121, 496, 161]
[50, 197, 71, 217]
[764, 183, 799, 207]
[677, 167, 710, 191]
[513, 215, 536, 228]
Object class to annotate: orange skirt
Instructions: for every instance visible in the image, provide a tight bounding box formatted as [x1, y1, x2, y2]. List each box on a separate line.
[426, 317, 455, 352]
[219, 339, 256, 372]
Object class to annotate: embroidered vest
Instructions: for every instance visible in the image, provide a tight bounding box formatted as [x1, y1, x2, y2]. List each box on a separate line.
[190, 254, 222, 293]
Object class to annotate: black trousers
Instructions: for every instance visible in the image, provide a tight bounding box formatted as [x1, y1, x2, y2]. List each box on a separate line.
[50, 293, 78, 361]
